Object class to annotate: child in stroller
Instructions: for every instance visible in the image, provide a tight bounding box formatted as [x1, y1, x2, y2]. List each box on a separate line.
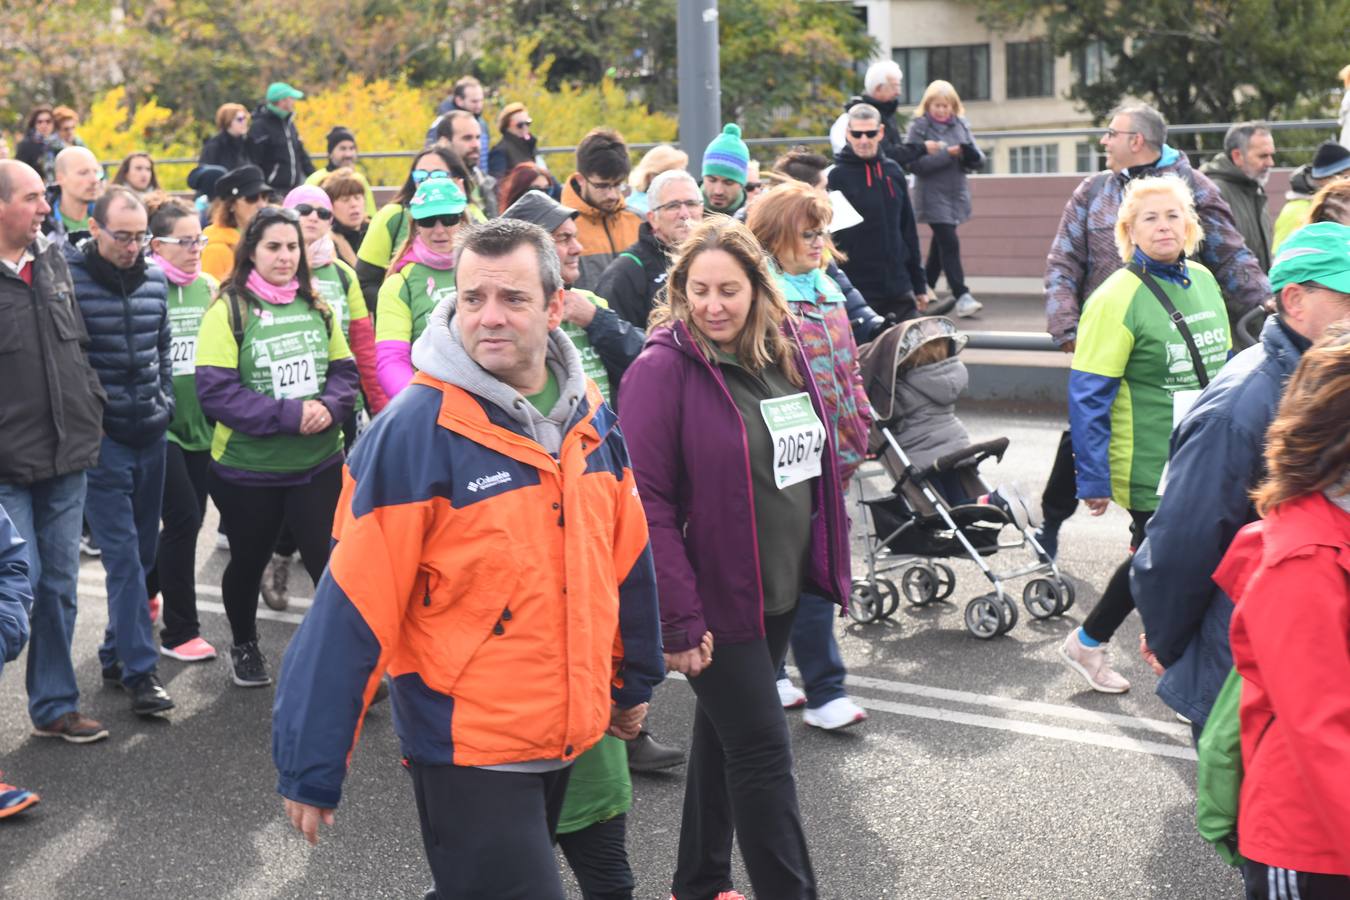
[851, 317, 1070, 637]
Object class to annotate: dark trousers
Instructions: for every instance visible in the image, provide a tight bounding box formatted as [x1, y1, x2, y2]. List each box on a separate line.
[1243, 861, 1350, 899]
[1040, 430, 1079, 528]
[1081, 510, 1152, 645]
[147, 443, 210, 647]
[411, 762, 571, 900]
[924, 222, 968, 297]
[673, 610, 816, 900]
[208, 464, 341, 646]
[558, 814, 634, 900]
[275, 414, 359, 560]
[868, 294, 918, 324]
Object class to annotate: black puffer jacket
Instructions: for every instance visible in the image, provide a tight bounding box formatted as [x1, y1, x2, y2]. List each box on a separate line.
[0, 235, 105, 484]
[65, 241, 174, 447]
[247, 105, 315, 192]
[198, 131, 252, 175]
[596, 223, 671, 330]
[827, 145, 926, 317]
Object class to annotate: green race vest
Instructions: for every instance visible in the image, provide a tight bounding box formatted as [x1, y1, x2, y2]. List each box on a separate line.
[561, 289, 612, 403]
[213, 300, 340, 473]
[312, 263, 364, 414]
[400, 262, 457, 345]
[166, 276, 215, 452]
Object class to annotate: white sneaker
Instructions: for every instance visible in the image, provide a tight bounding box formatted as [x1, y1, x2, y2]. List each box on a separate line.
[954, 292, 983, 318]
[1058, 629, 1130, 693]
[777, 678, 806, 709]
[803, 697, 868, 730]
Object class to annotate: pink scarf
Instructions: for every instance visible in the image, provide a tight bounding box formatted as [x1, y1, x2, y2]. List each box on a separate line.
[308, 236, 336, 268]
[246, 269, 299, 305]
[150, 251, 199, 287]
[391, 235, 456, 275]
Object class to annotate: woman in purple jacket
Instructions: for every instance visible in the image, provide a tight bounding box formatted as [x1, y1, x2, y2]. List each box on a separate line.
[618, 219, 851, 900]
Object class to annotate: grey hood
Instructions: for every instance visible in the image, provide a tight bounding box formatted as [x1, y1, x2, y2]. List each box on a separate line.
[411, 293, 588, 455]
[897, 357, 968, 410]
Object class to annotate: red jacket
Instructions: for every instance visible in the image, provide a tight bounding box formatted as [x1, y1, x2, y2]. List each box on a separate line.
[1215, 490, 1350, 876]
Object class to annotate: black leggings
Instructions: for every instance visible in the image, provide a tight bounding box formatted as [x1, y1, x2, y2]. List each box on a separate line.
[1080, 509, 1152, 645]
[208, 464, 342, 646]
[557, 814, 634, 900]
[924, 222, 968, 297]
[1040, 430, 1080, 528]
[146, 443, 210, 647]
[673, 610, 816, 900]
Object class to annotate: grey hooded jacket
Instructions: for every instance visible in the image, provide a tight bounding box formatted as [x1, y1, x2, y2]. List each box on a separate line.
[889, 356, 971, 471]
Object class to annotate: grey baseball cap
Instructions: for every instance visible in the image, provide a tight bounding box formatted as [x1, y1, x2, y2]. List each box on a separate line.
[502, 189, 577, 234]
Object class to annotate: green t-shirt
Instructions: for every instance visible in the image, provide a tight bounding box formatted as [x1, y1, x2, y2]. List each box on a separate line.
[525, 368, 560, 415]
[560, 289, 613, 403]
[716, 349, 813, 618]
[60, 211, 90, 234]
[375, 262, 456, 348]
[555, 735, 631, 834]
[357, 203, 410, 269]
[1072, 263, 1231, 510]
[165, 275, 217, 452]
[196, 294, 353, 473]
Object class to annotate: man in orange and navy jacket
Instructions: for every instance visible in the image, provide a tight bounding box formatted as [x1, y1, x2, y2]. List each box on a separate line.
[272, 219, 664, 899]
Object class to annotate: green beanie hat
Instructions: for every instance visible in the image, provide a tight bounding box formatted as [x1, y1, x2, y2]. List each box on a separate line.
[702, 123, 750, 186]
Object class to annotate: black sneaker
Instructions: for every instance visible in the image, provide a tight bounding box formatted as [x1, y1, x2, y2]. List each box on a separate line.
[229, 641, 272, 688]
[127, 673, 175, 717]
[626, 730, 686, 772]
[102, 661, 123, 688]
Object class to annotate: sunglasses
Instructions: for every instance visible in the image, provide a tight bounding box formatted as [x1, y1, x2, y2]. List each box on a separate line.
[513, 119, 533, 129]
[233, 114, 248, 123]
[154, 235, 209, 249]
[416, 213, 462, 228]
[248, 206, 300, 237]
[849, 129, 880, 139]
[412, 168, 451, 185]
[293, 204, 333, 220]
[242, 192, 272, 204]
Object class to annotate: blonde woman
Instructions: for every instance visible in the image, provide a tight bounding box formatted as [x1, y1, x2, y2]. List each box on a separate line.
[905, 79, 986, 318]
[198, 103, 252, 174]
[618, 218, 850, 900]
[1059, 174, 1231, 694]
[1338, 63, 1350, 147]
[626, 144, 689, 216]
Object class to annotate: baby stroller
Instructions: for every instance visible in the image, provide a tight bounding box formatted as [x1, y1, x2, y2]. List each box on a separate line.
[850, 317, 1074, 638]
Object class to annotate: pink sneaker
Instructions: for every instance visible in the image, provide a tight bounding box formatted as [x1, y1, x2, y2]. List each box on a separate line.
[1058, 629, 1130, 693]
[148, 595, 161, 624]
[161, 636, 218, 662]
[670, 893, 747, 900]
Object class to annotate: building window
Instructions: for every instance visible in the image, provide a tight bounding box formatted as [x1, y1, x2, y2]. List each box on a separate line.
[892, 44, 991, 104]
[1073, 40, 1115, 88]
[1076, 141, 1104, 173]
[1008, 143, 1059, 174]
[1006, 40, 1054, 99]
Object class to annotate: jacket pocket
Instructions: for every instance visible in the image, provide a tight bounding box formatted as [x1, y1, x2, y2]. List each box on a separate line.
[408, 560, 522, 695]
[47, 293, 83, 342]
[0, 300, 19, 354]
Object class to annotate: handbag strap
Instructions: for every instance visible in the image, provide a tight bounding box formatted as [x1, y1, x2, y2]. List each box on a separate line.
[1127, 262, 1210, 389]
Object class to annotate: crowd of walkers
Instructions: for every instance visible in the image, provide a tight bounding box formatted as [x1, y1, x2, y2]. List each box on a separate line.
[2, 60, 1350, 899]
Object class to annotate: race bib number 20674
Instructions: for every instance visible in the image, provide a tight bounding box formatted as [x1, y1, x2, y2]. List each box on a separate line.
[760, 393, 826, 490]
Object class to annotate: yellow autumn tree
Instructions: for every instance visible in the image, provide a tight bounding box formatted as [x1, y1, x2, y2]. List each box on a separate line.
[484, 39, 678, 174]
[79, 87, 198, 189]
[293, 76, 438, 188]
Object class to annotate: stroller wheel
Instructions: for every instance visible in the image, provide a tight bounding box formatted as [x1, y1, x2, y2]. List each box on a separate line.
[932, 563, 956, 601]
[1057, 578, 1076, 612]
[900, 566, 939, 606]
[964, 594, 1005, 640]
[1022, 578, 1062, 620]
[997, 592, 1019, 634]
[848, 580, 883, 624]
[876, 578, 901, 618]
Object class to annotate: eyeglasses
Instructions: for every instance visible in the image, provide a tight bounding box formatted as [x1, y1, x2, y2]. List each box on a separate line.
[233, 114, 248, 123]
[513, 119, 533, 130]
[97, 224, 150, 248]
[655, 199, 703, 213]
[417, 213, 462, 228]
[801, 229, 827, 244]
[412, 168, 451, 185]
[1103, 128, 1139, 139]
[849, 129, 880, 139]
[293, 204, 333, 220]
[154, 235, 209, 249]
[582, 175, 624, 194]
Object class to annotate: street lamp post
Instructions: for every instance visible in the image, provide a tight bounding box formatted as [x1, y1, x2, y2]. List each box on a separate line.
[677, 0, 721, 175]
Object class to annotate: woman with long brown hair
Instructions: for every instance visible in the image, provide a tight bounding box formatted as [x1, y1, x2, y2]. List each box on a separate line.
[1214, 323, 1350, 898]
[618, 218, 850, 900]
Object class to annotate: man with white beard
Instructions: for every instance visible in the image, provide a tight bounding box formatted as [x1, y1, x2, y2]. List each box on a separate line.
[1201, 123, 1277, 271]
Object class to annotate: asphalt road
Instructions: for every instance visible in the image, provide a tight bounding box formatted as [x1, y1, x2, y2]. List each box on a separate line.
[0, 405, 1240, 899]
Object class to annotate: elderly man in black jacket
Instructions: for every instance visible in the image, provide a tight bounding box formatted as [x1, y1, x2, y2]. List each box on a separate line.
[0, 160, 111, 744]
[828, 104, 929, 322]
[66, 186, 176, 718]
[248, 82, 315, 192]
